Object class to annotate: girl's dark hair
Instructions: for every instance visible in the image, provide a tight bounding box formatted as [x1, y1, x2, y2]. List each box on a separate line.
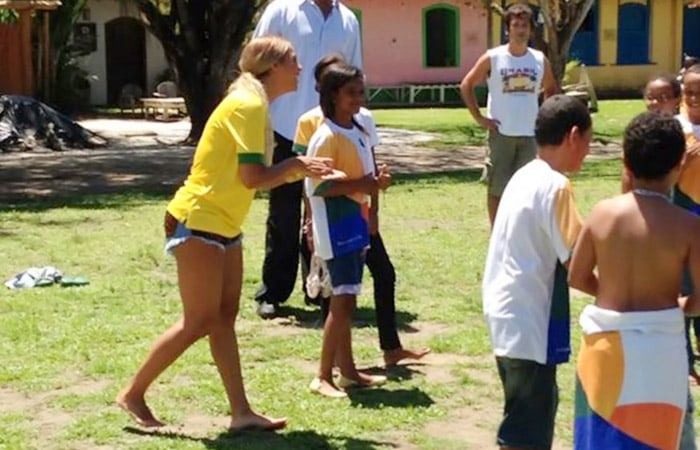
[645, 74, 682, 98]
[319, 63, 364, 123]
[314, 53, 345, 84]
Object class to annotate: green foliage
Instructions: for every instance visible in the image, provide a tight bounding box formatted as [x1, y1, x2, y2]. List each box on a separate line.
[48, 0, 92, 112]
[0, 9, 19, 23]
[562, 59, 582, 86]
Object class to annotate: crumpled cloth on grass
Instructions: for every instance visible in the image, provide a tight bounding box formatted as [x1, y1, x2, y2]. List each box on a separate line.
[5, 266, 62, 289]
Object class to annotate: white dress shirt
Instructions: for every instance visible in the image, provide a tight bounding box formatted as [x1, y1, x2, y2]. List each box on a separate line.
[253, 0, 363, 140]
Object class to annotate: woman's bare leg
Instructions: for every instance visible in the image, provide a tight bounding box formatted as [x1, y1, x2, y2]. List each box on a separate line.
[210, 245, 286, 431]
[116, 239, 224, 427]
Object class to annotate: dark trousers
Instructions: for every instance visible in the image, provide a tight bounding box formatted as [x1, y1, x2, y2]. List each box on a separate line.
[255, 133, 306, 305]
[299, 211, 316, 303]
[321, 232, 401, 351]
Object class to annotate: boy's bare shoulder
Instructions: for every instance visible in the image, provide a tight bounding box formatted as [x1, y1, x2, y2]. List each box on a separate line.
[586, 195, 627, 221]
[677, 206, 700, 231]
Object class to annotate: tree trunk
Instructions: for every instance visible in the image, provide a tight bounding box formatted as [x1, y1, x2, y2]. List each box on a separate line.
[132, 0, 263, 145]
[540, 0, 596, 85]
[504, 0, 596, 86]
[174, 52, 227, 144]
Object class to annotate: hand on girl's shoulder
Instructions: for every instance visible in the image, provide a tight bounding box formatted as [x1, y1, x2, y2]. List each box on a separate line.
[320, 169, 348, 181]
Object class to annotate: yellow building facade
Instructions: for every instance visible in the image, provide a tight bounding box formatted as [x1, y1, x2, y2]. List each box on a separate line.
[491, 0, 698, 92]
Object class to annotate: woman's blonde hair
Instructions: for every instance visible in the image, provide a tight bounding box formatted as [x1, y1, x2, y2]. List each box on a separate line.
[228, 36, 294, 165]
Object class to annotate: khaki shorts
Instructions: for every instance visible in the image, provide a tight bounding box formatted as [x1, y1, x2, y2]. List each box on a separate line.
[484, 131, 537, 197]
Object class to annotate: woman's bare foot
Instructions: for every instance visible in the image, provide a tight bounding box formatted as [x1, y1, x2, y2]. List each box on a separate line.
[115, 391, 165, 428]
[309, 377, 347, 398]
[229, 410, 287, 432]
[383, 347, 431, 367]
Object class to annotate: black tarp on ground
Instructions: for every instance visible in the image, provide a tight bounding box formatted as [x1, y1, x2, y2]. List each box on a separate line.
[0, 95, 106, 152]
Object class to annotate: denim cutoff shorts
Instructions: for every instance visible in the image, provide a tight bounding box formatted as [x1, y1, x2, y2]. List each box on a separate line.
[163, 212, 242, 255]
[325, 250, 365, 296]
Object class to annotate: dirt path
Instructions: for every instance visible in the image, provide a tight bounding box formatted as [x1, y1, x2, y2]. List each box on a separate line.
[0, 118, 621, 203]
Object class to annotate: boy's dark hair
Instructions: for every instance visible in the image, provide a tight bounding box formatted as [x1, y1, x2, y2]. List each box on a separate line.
[646, 74, 681, 99]
[314, 53, 345, 84]
[319, 63, 363, 122]
[535, 94, 592, 147]
[504, 3, 535, 29]
[623, 112, 685, 180]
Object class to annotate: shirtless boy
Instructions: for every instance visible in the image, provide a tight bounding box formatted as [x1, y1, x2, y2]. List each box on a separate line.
[569, 112, 700, 450]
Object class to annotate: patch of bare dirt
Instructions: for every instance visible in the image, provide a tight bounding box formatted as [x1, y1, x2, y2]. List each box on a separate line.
[0, 377, 111, 448]
[289, 358, 318, 374]
[422, 406, 569, 450]
[169, 413, 229, 437]
[414, 352, 472, 385]
[0, 377, 110, 414]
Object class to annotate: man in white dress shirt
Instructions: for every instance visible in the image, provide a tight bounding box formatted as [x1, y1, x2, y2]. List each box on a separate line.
[252, 0, 362, 318]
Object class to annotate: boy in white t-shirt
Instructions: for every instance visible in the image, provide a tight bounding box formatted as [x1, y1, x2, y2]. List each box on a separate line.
[482, 95, 592, 449]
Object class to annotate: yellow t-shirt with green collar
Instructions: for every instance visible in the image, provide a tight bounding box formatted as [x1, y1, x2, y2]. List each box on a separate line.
[167, 88, 267, 237]
[293, 106, 380, 155]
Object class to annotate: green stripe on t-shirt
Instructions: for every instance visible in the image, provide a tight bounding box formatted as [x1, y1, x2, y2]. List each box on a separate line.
[313, 180, 334, 196]
[292, 143, 308, 155]
[324, 196, 362, 222]
[238, 153, 264, 164]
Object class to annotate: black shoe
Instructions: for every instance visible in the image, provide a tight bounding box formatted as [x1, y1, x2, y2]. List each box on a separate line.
[256, 301, 277, 319]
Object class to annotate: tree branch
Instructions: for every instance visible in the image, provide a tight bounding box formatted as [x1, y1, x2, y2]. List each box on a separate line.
[132, 0, 178, 51]
[560, 0, 596, 53]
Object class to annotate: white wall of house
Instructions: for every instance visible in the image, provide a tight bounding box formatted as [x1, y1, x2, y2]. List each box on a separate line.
[77, 0, 168, 105]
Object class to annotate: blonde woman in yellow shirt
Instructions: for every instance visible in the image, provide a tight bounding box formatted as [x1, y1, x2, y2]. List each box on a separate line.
[116, 36, 332, 432]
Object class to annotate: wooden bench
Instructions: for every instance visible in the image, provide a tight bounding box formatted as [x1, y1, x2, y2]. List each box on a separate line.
[141, 97, 187, 120]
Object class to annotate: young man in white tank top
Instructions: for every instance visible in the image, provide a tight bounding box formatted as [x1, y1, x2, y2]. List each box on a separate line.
[460, 3, 557, 227]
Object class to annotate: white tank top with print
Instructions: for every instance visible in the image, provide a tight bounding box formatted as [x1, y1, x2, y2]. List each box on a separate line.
[486, 45, 545, 137]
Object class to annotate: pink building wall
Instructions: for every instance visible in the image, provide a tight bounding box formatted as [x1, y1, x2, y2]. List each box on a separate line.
[343, 0, 488, 86]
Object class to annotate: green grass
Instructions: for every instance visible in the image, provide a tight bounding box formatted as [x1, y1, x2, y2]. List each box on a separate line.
[0, 158, 695, 449]
[373, 99, 644, 147]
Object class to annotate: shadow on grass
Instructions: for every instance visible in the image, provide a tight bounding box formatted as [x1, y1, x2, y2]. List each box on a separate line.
[0, 188, 173, 213]
[359, 363, 425, 382]
[347, 387, 434, 410]
[0, 159, 620, 214]
[0, 170, 483, 213]
[392, 168, 482, 186]
[276, 305, 419, 332]
[124, 426, 396, 449]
